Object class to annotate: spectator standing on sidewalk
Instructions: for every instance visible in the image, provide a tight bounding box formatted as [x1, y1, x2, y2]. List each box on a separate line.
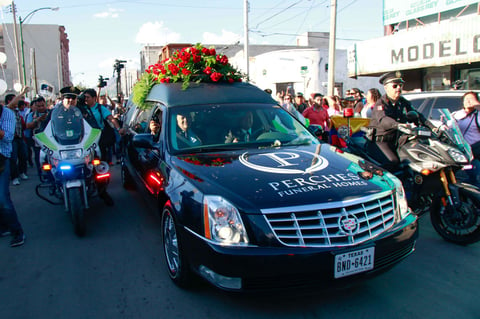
[6, 88, 29, 185]
[294, 92, 308, 113]
[0, 100, 26, 247]
[83, 88, 124, 163]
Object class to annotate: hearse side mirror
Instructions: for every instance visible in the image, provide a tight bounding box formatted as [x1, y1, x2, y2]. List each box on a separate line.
[132, 133, 156, 149]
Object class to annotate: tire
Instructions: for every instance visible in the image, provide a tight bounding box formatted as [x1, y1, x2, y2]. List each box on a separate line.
[121, 164, 135, 190]
[430, 190, 480, 245]
[161, 202, 193, 288]
[68, 187, 86, 237]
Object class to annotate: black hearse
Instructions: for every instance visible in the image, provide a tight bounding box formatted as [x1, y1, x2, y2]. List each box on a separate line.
[121, 82, 418, 292]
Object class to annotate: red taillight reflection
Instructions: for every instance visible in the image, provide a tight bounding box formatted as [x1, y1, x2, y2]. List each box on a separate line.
[148, 173, 163, 185]
[96, 173, 110, 180]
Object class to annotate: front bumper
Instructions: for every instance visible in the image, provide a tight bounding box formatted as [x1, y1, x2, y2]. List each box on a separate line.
[181, 214, 418, 292]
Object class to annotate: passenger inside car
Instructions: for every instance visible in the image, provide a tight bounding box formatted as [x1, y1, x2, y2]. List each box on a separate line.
[225, 111, 254, 143]
[175, 112, 202, 148]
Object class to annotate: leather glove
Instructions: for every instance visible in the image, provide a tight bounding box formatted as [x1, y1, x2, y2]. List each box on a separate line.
[397, 123, 412, 134]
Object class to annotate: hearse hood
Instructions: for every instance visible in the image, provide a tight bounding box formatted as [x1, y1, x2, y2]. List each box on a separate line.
[172, 144, 397, 210]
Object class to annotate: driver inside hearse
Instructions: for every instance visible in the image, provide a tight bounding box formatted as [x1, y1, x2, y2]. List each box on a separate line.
[175, 112, 202, 148]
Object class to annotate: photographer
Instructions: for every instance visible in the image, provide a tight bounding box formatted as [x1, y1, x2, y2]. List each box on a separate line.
[25, 96, 49, 179]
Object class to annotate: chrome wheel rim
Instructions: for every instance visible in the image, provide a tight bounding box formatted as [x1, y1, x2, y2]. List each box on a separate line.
[163, 211, 180, 276]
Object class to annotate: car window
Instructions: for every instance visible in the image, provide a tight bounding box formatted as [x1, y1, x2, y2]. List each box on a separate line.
[433, 97, 462, 112]
[132, 109, 152, 133]
[167, 103, 318, 152]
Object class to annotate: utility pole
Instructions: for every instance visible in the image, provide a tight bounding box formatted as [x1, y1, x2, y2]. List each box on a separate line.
[327, 0, 337, 97]
[10, 1, 22, 86]
[244, 0, 249, 82]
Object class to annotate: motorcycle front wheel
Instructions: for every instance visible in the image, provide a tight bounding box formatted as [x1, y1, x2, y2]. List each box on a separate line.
[68, 187, 86, 237]
[430, 187, 480, 245]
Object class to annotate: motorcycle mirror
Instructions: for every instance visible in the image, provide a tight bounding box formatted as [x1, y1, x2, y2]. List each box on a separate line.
[406, 111, 420, 125]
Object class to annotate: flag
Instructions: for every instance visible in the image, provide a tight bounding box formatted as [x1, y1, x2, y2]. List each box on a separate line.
[329, 116, 370, 148]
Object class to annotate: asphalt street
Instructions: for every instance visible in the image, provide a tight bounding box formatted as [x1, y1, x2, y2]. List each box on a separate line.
[1, 164, 479, 319]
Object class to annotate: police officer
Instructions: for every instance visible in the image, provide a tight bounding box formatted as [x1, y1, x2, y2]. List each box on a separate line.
[368, 71, 429, 171]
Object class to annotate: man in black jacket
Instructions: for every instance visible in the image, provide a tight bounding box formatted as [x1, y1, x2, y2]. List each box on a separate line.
[368, 71, 428, 171]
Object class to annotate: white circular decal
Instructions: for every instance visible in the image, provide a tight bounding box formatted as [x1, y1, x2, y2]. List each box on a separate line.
[239, 150, 329, 174]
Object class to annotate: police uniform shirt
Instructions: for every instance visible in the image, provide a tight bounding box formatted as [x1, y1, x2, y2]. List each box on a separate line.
[369, 95, 414, 137]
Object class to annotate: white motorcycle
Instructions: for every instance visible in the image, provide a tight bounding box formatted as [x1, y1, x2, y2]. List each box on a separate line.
[33, 106, 111, 236]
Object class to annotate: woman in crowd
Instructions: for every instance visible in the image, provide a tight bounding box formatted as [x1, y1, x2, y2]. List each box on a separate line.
[361, 88, 381, 118]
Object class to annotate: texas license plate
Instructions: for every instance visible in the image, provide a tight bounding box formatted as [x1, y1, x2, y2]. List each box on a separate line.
[334, 247, 375, 278]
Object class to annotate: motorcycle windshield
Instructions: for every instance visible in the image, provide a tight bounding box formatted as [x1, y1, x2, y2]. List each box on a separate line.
[438, 108, 473, 161]
[51, 106, 85, 145]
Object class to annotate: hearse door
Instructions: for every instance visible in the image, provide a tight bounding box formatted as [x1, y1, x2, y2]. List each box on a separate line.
[138, 106, 165, 195]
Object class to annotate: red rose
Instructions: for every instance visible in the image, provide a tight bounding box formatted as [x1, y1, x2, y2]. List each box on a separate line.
[209, 48, 216, 56]
[202, 47, 209, 54]
[168, 64, 179, 75]
[191, 47, 199, 55]
[178, 61, 186, 68]
[210, 72, 222, 82]
[180, 52, 191, 62]
[192, 54, 201, 63]
[182, 69, 192, 75]
[203, 66, 212, 75]
[228, 78, 234, 83]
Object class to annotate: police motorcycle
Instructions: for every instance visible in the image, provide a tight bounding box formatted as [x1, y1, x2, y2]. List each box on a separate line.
[337, 108, 480, 245]
[33, 105, 111, 236]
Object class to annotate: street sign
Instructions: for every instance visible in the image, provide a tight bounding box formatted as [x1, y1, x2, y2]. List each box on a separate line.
[300, 65, 308, 76]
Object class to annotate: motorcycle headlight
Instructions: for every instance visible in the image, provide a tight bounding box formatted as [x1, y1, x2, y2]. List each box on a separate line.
[448, 148, 468, 164]
[203, 195, 249, 246]
[59, 149, 83, 160]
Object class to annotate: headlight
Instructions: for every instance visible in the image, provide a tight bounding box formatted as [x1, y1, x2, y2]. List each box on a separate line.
[59, 149, 83, 160]
[448, 148, 468, 164]
[203, 195, 249, 246]
[388, 173, 409, 219]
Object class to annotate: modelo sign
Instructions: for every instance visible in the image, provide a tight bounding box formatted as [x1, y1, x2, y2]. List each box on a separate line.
[348, 14, 480, 76]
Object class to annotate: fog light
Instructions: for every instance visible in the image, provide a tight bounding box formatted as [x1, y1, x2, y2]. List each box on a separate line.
[199, 265, 241, 290]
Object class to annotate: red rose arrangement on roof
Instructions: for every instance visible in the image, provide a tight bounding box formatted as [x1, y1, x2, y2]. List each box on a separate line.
[132, 43, 245, 110]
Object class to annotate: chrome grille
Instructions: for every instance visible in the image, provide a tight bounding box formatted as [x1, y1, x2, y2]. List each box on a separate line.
[261, 191, 396, 247]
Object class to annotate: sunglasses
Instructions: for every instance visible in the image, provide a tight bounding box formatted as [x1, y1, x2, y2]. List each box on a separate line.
[391, 83, 403, 89]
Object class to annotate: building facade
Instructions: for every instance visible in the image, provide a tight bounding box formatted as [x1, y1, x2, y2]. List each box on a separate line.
[348, 1, 480, 92]
[1, 23, 70, 98]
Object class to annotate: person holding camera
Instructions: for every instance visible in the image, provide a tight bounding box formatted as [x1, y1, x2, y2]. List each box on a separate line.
[81, 88, 124, 164]
[25, 96, 49, 180]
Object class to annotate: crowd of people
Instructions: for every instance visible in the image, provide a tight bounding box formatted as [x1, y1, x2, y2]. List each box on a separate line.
[0, 85, 126, 247]
[267, 71, 480, 182]
[273, 86, 383, 134]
